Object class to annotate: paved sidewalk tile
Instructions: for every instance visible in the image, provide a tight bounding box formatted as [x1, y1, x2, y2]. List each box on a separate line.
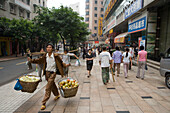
[8, 57, 170, 113]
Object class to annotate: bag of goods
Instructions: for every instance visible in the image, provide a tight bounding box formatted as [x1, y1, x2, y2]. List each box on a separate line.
[18, 75, 40, 93]
[58, 77, 79, 98]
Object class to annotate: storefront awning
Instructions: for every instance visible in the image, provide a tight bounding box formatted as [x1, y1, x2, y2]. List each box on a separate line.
[114, 32, 128, 43]
[105, 38, 110, 44]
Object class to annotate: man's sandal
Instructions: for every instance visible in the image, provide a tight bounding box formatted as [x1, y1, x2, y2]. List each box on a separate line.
[41, 105, 46, 110]
[54, 95, 60, 100]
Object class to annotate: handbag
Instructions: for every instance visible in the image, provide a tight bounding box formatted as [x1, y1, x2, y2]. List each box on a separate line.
[14, 79, 23, 91]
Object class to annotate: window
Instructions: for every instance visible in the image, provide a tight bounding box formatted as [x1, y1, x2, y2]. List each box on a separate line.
[43, 1, 45, 7]
[86, 0, 89, 3]
[94, 27, 97, 30]
[0, 0, 5, 9]
[10, 4, 16, 14]
[94, 14, 97, 17]
[101, 8, 104, 11]
[165, 48, 170, 58]
[33, 4, 36, 12]
[27, 12, 30, 19]
[101, 14, 103, 17]
[94, 33, 97, 36]
[22, 0, 24, 2]
[94, 7, 97, 11]
[101, 1, 103, 5]
[95, 20, 97, 24]
[39, 0, 41, 3]
[86, 11, 89, 15]
[26, 0, 30, 5]
[85, 17, 89, 22]
[19, 8, 24, 18]
[86, 5, 89, 9]
[95, 1, 97, 4]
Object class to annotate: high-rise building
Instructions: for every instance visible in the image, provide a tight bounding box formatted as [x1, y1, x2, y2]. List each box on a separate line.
[85, 0, 104, 46]
[69, 2, 80, 14]
[0, 0, 47, 20]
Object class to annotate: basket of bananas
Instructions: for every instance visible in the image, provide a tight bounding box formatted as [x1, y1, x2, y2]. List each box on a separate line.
[58, 77, 79, 98]
[19, 75, 40, 93]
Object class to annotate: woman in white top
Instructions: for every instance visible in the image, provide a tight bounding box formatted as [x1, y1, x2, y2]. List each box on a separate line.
[122, 48, 132, 78]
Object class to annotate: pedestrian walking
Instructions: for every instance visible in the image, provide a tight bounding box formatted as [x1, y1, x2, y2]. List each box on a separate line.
[37, 48, 45, 82]
[112, 46, 122, 77]
[62, 49, 79, 77]
[27, 49, 32, 70]
[99, 47, 112, 85]
[129, 45, 135, 70]
[29, 43, 69, 110]
[136, 45, 147, 80]
[86, 49, 94, 78]
[122, 48, 132, 78]
[83, 47, 86, 59]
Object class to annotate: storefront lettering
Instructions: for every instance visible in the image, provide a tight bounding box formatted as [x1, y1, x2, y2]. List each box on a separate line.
[128, 16, 146, 33]
[125, 0, 143, 19]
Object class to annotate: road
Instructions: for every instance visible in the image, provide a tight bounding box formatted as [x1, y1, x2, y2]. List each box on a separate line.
[0, 57, 37, 86]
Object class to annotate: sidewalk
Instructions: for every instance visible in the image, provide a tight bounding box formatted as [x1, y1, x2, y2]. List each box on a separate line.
[12, 57, 170, 113]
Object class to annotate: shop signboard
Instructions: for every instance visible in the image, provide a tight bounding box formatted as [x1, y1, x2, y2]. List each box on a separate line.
[125, 0, 143, 19]
[105, 18, 116, 33]
[128, 16, 146, 33]
[95, 41, 99, 44]
[138, 37, 146, 49]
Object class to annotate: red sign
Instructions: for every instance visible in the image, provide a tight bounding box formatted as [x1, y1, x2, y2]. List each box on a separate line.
[95, 41, 99, 44]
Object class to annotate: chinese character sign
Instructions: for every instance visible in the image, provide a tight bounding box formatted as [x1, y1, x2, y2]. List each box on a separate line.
[125, 0, 143, 19]
[128, 16, 146, 33]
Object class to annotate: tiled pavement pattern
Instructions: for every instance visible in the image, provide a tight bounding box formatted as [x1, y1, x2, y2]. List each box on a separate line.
[3, 57, 170, 113]
[0, 71, 47, 113]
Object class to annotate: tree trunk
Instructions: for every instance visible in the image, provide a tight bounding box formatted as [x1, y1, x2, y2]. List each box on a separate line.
[60, 34, 65, 51]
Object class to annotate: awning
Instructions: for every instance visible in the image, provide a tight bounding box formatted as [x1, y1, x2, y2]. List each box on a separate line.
[114, 32, 128, 43]
[105, 38, 110, 44]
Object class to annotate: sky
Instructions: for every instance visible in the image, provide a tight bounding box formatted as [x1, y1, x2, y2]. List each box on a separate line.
[47, 0, 85, 17]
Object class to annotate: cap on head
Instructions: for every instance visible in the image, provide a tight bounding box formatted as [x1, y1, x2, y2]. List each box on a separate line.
[46, 43, 54, 49]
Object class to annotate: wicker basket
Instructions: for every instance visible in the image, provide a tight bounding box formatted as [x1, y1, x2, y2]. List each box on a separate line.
[58, 77, 79, 98]
[19, 75, 40, 93]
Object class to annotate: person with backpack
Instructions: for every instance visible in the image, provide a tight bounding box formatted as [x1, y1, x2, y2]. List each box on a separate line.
[122, 48, 132, 78]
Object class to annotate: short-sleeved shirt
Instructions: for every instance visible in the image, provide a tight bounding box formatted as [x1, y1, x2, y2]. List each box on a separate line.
[138, 50, 147, 61]
[122, 52, 131, 63]
[86, 53, 93, 64]
[62, 53, 75, 64]
[112, 51, 122, 63]
[99, 51, 112, 67]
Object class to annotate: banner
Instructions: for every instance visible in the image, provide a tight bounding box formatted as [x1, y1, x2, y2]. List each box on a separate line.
[125, 0, 143, 19]
[128, 16, 146, 33]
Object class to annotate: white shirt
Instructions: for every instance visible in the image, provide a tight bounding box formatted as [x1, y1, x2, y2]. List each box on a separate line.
[129, 48, 134, 57]
[99, 51, 112, 67]
[46, 53, 56, 72]
[122, 52, 131, 63]
[62, 53, 75, 64]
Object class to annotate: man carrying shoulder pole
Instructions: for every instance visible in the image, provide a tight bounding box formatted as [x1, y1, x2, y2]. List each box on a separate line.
[29, 43, 69, 110]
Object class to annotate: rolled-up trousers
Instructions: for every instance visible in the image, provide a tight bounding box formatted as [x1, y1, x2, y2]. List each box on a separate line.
[42, 71, 59, 105]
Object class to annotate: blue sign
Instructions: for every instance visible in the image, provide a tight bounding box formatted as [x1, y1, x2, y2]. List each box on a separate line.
[125, 0, 143, 19]
[128, 16, 146, 33]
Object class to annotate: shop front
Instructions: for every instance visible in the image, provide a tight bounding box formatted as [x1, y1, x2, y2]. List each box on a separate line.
[0, 37, 12, 56]
[128, 10, 148, 52]
[114, 32, 128, 50]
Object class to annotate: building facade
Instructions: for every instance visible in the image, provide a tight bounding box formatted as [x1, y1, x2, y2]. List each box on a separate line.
[103, 0, 170, 61]
[85, 0, 104, 46]
[0, 0, 47, 56]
